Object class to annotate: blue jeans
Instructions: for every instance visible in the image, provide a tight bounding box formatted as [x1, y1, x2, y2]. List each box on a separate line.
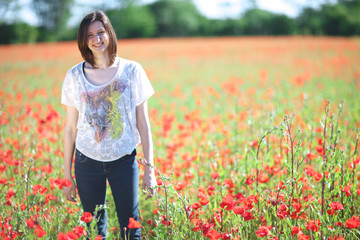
[75, 149, 141, 240]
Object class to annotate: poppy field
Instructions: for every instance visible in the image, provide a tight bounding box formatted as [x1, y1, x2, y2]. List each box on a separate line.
[0, 36, 360, 240]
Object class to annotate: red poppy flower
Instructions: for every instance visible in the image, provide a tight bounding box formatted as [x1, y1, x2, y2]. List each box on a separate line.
[233, 206, 245, 215]
[313, 172, 322, 182]
[255, 226, 271, 237]
[291, 226, 302, 236]
[62, 179, 73, 188]
[211, 172, 219, 180]
[58, 232, 68, 240]
[94, 236, 103, 240]
[80, 212, 92, 223]
[128, 217, 141, 229]
[26, 219, 35, 228]
[307, 152, 318, 161]
[220, 195, 236, 210]
[329, 201, 343, 210]
[342, 186, 351, 196]
[72, 226, 85, 236]
[293, 202, 302, 213]
[221, 233, 231, 239]
[298, 233, 310, 240]
[306, 220, 320, 232]
[345, 216, 360, 229]
[0, 178, 7, 184]
[242, 211, 254, 221]
[335, 222, 343, 227]
[65, 231, 79, 239]
[207, 229, 221, 240]
[34, 225, 46, 238]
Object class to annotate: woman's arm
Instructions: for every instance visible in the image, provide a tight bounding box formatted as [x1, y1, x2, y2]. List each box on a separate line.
[63, 105, 79, 202]
[136, 101, 157, 199]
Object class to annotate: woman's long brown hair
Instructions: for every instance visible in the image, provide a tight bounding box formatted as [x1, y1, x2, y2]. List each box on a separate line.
[77, 10, 117, 68]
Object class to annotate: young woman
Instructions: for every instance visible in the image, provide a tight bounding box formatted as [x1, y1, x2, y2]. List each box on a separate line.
[61, 10, 156, 240]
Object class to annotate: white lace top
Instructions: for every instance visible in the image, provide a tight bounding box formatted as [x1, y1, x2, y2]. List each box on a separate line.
[61, 57, 154, 161]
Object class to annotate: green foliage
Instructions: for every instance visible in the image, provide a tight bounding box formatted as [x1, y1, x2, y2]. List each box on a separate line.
[106, 6, 157, 38]
[31, 0, 73, 32]
[147, 0, 203, 37]
[297, 0, 360, 36]
[242, 9, 296, 35]
[0, 22, 38, 44]
[296, 7, 324, 35]
[1, 0, 360, 44]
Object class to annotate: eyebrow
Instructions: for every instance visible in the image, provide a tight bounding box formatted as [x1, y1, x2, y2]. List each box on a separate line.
[87, 27, 106, 34]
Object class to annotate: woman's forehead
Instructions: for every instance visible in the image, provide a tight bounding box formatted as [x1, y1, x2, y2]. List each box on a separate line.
[88, 21, 105, 32]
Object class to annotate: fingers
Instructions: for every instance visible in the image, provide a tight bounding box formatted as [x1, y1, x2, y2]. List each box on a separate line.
[72, 186, 77, 200]
[144, 185, 156, 200]
[64, 187, 77, 202]
[142, 181, 146, 191]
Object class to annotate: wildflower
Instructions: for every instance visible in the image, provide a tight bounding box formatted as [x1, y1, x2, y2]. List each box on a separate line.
[255, 226, 271, 237]
[250, 140, 258, 148]
[298, 232, 310, 240]
[32, 185, 47, 195]
[94, 236, 103, 240]
[233, 206, 245, 215]
[34, 225, 46, 238]
[207, 229, 221, 240]
[62, 179, 73, 188]
[291, 226, 302, 236]
[329, 202, 343, 211]
[307, 152, 318, 161]
[221, 233, 231, 239]
[26, 219, 35, 228]
[335, 222, 342, 227]
[210, 172, 219, 180]
[313, 172, 322, 182]
[306, 219, 321, 232]
[245, 176, 255, 185]
[66, 231, 79, 239]
[0, 178, 7, 184]
[80, 212, 92, 223]
[58, 232, 68, 240]
[72, 226, 86, 236]
[161, 215, 172, 226]
[342, 185, 351, 196]
[345, 216, 360, 229]
[220, 195, 236, 210]
[242, 211, 254, 221]
[5, 188, 15, 201]
[128, 217, 141, 229]
[293, 202, 302, 213]
[202, 222, 215, 237]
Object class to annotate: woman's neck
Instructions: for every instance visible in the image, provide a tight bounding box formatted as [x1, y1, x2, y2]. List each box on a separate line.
[93, 53, 111, 69]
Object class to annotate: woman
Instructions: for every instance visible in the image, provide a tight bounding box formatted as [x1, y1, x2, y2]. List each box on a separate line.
[61, 10, 156, 240]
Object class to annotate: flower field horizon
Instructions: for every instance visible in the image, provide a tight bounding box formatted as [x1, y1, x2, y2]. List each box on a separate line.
[0, 36, 360, 239]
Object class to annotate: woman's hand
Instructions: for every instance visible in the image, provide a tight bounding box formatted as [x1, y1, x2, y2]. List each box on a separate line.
[142, 167, 157, 200]
[63, 177, 77, 202]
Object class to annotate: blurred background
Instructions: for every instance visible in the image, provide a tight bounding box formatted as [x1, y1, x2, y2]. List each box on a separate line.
[0, 0, 359, 44]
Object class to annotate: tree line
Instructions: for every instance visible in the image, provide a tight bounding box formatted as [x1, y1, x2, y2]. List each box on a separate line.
[0, 0, 359, 44]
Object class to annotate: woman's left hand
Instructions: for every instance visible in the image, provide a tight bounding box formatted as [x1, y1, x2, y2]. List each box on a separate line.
[142, 167, 157, 200]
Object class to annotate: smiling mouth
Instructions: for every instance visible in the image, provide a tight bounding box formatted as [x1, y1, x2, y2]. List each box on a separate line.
[93, 43, 103, 47]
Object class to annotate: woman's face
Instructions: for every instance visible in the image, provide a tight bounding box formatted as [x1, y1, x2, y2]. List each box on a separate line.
[87, 20, 109, 55]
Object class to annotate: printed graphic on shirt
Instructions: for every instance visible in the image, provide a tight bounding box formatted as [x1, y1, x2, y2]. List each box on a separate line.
[80, 78, 127, 143]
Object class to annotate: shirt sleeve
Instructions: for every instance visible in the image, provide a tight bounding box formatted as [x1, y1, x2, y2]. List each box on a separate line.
[61, 70, 75, 107]
[134, 63, 155, 106]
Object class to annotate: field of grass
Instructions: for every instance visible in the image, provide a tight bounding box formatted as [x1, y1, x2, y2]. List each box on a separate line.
[0, 36, 360, 239]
